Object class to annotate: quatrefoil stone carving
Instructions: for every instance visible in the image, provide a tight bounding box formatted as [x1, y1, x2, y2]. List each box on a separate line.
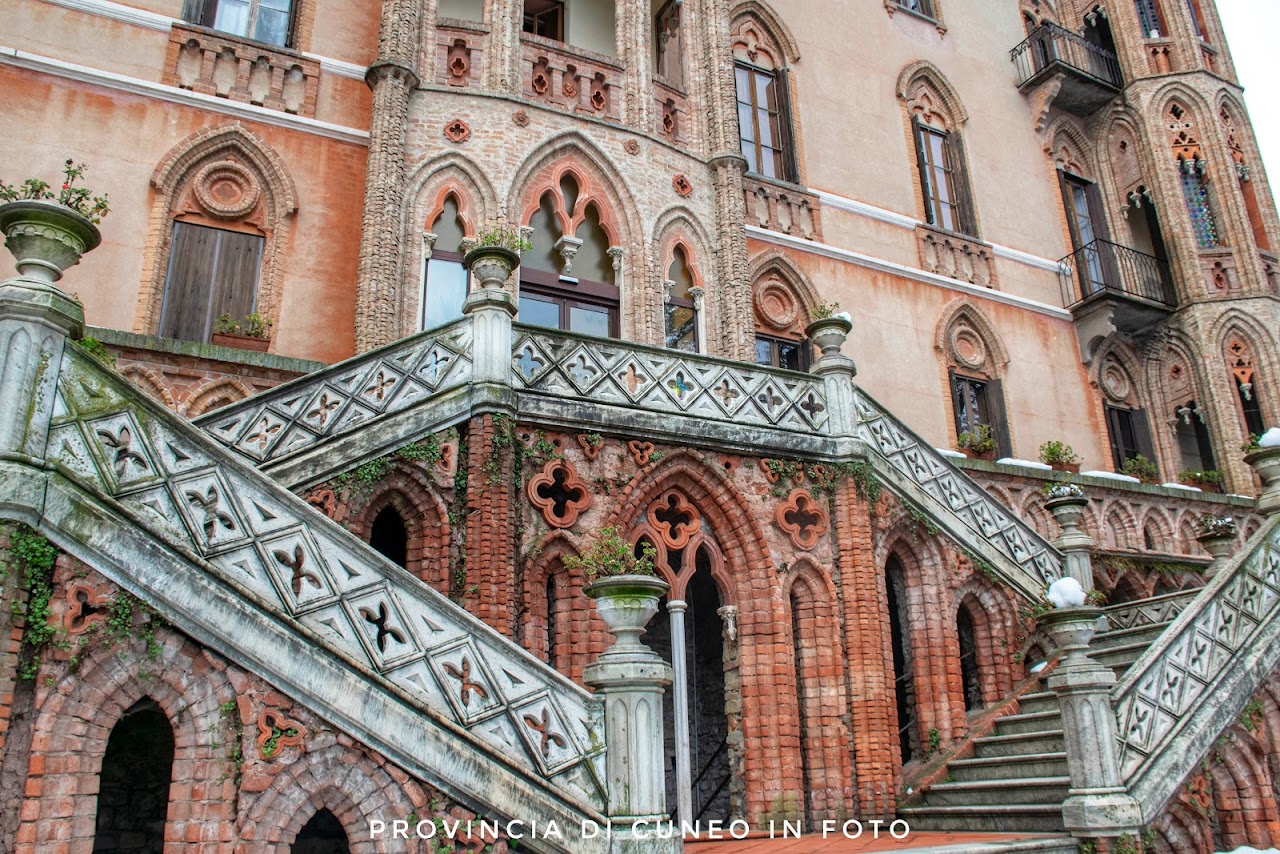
[527, 459, 592, 529]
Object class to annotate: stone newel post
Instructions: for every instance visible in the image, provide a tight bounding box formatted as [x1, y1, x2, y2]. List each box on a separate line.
[1041, 605, 1141, 838]
[1046, 492, 1094, 590]
[583, 576, 677, 854]
[462, 246, 519, 409]
[1196, 517, 1237, 579]
[0, 202, 91, 464]
[806, 315, 856, 438]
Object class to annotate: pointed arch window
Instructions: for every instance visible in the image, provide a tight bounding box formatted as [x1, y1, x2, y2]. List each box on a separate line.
[654, 0, 685, 88]
[520, 173, 619, 337]
[1174, 400, 1216, 473]
[664, 245, 699, 352]
[885, 555, 918, 763]
[913, 119, 976, 236]
[293, 808, 351, 852]
[1134, 0, 1165, 37]
[1228, 338, 1267, 438]
[957, 605, 983, 711]
[1179, 157, 1221, 249]
[369, 506, 409, 569]
[422, 194, 470, 331]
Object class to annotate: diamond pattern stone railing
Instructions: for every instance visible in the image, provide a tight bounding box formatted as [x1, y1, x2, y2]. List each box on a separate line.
[196, 317, 473, 476]
[1104, 589, 1199, 632]
[49, 346, 607, 817]
[852, 387, 1062, 597]
[1113, 515, 1280, 820]
[511, 325, 831, 434]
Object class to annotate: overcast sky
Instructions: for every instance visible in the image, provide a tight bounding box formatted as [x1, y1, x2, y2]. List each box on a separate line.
[1217, 0, 1280, 183]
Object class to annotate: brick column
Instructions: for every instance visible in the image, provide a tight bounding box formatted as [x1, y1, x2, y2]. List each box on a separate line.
[832, 481, 898, 819]
[354, 0, 421, 352]
[616, 0, 654, 131]
[483, 0, 522, 95]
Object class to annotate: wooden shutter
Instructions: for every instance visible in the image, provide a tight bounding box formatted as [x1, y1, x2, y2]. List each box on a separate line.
[1132, 407, 1158, 466]
[776, 69, 798, 183]
[912, 118, 935, 227]
[1084, 181, 1112, 242]
[948, 368, 963, 435]
[211, 230, 264, 328]
[159, 222, 219, 343]
[987, 378, 1013, 459]
[948, 133, 979, 238]
[159, 223, 263, 343]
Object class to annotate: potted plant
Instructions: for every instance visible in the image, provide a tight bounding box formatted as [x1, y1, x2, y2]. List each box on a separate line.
[463, 225, 531, 290]
[956, 423, 997, 461]
[0, 160, 109, 283]
[1179, 469, 1225, 493]
[1120, 454, 1159, 484]
[804, 301, 853, 359]
[565, 526, 667, 656]
[212, 311, 272, 352]
[1039, 440, 1081, 473]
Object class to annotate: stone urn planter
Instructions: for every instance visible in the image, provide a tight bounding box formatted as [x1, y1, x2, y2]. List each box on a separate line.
[1040, 605, 1104, 670]
[1246, 446, 1280, 516]
[804, 315, 852, 358]
[584, 574, 669, 658]
[463, 245, 520, 290]
[211, 331, 271, 352]
[0, 200, 101, 283]
[1045, 494, 1088, 529]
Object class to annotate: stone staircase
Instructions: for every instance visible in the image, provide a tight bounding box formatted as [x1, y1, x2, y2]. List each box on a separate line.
[900, 593, 1193, 833]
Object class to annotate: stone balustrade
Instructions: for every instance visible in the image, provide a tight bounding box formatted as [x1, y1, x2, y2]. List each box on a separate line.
[916, 223, 998, 287]
[164, 22, 320, 117]
[433, 20, 486, 88]
[653, 79, 690, 148]
[742, 176, 823, 241]
[520, 36, 622, 124]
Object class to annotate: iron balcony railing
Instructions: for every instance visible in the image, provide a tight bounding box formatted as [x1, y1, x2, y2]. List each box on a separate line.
[1011, 22, 1123, 89]
[1059, 238, 1175, 309]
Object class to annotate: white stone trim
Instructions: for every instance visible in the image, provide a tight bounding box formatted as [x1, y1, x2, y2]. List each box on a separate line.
[745, 225, 1074, 320]
[38, 0, 367, 78]
[0, 47, 370, 145]
[813, 188, 1064, 273]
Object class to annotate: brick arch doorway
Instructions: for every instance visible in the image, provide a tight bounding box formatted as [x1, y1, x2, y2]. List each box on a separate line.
[646, 541, 734, 825]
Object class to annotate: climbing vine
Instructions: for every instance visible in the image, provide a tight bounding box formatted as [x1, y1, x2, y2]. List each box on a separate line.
[329, 434, 445, 495]
[9, 525, 58, 680]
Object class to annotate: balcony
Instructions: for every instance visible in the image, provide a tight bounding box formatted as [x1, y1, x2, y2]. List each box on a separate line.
[1011, 23, 1121, 116]
[1060, 239, 1175, 359]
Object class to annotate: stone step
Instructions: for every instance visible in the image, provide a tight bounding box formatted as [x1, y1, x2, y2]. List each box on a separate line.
[948, 752, 1070, 783]
[972, 729, 1065, 758]
[897, 804, 1065, 833]
[1092, 622, 1169, 651]
[1090, 640, 1152, 671]
[1013, 691, 1061, 716]
[994, 710, 1063, 736]
[920, 777, 1071, 807]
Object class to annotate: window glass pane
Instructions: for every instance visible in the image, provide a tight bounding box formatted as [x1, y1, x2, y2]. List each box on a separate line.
[777, 341, 801, 371]
[213, 0, 251, 36]
[431, 196, 466, 253]
[422, 258, 467, 330]
[737, 104, 756, 144]
[254, 0, 290, 44]
[754, 338, 773, 366]
[520, 294, 562, 329]
[570, 304, 610, 338]
[665, 304, 696, 351]
[1180, 163, 1221, 248]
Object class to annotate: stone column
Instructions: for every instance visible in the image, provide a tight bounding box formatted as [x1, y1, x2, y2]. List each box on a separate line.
[584, 577, 677, 853]
[1041, 606, 1142, 838]
[354, 0, 421, 352]
[1046, 493, 1094, 590]
[666, 599, 693, 826]
[483, 0, 522, 94]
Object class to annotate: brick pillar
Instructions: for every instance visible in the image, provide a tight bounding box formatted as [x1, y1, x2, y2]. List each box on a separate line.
[462, 413, 517, 637]
[698, 0, 753, 362]
[354, 0, 421, 352]
[483, 0, 522, 95]
[616, 0, 654, 131]
[832, 481, 899, 819]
